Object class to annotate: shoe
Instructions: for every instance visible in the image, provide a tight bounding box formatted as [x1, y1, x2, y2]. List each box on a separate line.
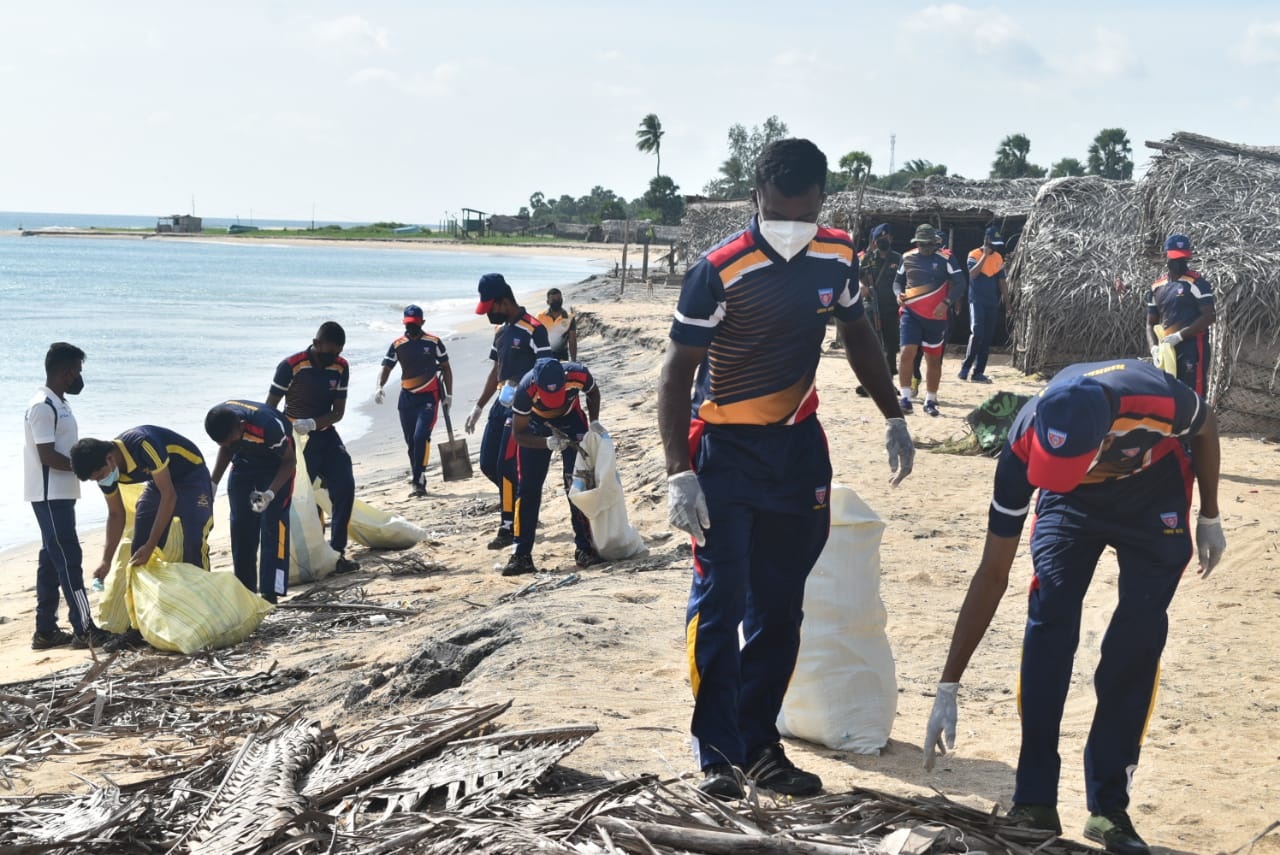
[71, 626, 116, 649]
[1083, 811, 1150, 855]
[104, 628, 148, 653]
[502, 553, 537, 576]
[899, 395, 914, 415]
[923, 399, 940, 417]
[1007, 803, 1062, 835]
[487, 529, 515, 550]
[698, 763, 745, 800]
[410, 483, 427, 499]
[334, 555, 361, 574]
[746, 743, 822, 796]
[957, 369, 969, 381]
[32, 628, 75, 650]
[854, 385, 869, 398]
[971, 374, 993, 384]
[574, 548, 603, 569]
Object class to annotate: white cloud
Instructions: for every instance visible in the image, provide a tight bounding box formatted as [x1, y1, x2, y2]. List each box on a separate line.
[1240, 20, 1280, 65]
[311, 15, 390, 53]
[904, 5, 1042, 68]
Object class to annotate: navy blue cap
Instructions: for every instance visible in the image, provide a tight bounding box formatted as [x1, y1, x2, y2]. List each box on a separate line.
[531, 357, 567, 408]
[403, 304, 424, 324]
[1164, 234, 1192, 259]
[985, 226, 1005, 246]
[476, 273, 512, 314]
[870, 223, 891, 240]
[1028, 377, 1113, 493]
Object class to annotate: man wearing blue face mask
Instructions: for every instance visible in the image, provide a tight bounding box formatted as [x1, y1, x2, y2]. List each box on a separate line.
[658, 138, 914, 800]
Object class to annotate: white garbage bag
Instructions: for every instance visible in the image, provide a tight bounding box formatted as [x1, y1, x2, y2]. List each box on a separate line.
[313, 484, 426, 550]
[568, 430, 647, 561]
[289, 436, 338, 584]
[777, 485, 897, 754]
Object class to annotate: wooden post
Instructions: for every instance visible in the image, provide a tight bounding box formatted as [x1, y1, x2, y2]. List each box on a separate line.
[641, 234, 650, 281]
[620, 219, 630, 295]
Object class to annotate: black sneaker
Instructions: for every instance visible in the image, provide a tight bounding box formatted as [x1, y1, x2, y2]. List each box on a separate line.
[32, 628, 75, 650]
[1007, 803, 1062, 834]
[698, 763, 745, 800]
[71, 626, 116, 649]
[502, 553, 537, 576]
[334, 555, 361, 574]
[745, 743, 822, 796]
[899, 395, 914, 415]
[923, 399, 940, 417]
[957, 369, 969, 381]
[104, 628, 148, 653]
[971, 373, 993, 384]
[1083, 810, 1150, 855]
[574, 548, 603, 569]
[854, 385, 870, 398]
[487, 529, 514, 550]
[409, 483, 427, 499]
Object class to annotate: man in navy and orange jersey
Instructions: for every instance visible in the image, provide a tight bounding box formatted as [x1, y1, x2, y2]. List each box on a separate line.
[268, 321, 359, 572]
[923, 359, 1225, 853]
[506, 357, 604, 575]
[1147, 233, 1215, 396]
[959, 226, 1010, 383]
[377, 305, 453, 499]
[894, 224, 967, 416]
[464, 273, 551, 550]
[658, 138, 913, 800]
[205, 399, 297, 603]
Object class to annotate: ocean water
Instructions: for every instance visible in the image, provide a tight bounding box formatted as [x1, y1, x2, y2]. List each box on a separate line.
[0, 210, 368, 232]
[0, 229, 598, 550]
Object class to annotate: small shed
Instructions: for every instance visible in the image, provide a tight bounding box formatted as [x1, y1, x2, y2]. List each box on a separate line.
[156, 214, 202, 234]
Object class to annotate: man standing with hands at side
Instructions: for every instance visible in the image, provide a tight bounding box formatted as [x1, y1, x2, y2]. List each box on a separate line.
[659, 138, 913, 800]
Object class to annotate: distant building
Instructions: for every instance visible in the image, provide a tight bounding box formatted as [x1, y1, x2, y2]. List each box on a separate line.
[156, 214, 202, 234]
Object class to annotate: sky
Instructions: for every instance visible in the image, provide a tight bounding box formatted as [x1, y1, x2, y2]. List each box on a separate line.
[2, 1, 1279, 224]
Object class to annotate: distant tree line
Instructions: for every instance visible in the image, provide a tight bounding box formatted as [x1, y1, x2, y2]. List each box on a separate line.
[986, 129, 1133, 180]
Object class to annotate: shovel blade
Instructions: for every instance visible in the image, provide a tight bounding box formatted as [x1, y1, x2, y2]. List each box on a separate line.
[438, 439, 473, 482]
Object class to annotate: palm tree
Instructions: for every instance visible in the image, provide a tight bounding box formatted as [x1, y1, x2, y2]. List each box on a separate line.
[636, 113, 664, 178]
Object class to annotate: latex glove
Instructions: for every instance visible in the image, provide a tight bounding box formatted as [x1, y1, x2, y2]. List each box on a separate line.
[1163, 330, 1184, 347]
[923, 682, 959, 770]
[546, 434, 571, 453]
[885, 417, 915, 486]
[249, 489, 275, 513]
[1196, 513, 1225, 578]
[464, 404, 483, 435]
[497, 383, 516, 408]
[667, 471, 710, 547]
[442, 394, 453, 410]
[589, 420, 608, 438]
[293, 418, 316, 435]
[374, 387, 385, 405]
[1150, 345, 1161, 363]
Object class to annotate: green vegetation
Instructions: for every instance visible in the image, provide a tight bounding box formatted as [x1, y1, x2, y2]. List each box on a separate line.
[1087, 128, 1134, 179]
[702, 115, 790, 199]
[990, 133, 1047, 179]
[635, 114, 664, 178]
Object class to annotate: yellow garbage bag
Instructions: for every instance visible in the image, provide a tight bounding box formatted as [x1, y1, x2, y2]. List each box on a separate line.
[97, 518, 186, 633]
[126, 560, 274, 654]
[313, 483, 426, 550]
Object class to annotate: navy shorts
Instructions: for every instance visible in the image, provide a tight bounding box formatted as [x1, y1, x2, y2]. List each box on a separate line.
[900, 310, 947, 355]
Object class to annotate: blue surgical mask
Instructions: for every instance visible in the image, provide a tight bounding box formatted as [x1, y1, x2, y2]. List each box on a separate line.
[98, 467, 120, 488]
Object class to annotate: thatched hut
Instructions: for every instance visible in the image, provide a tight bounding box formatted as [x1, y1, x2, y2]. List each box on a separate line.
[1140, 132, 1280, 435]
[1007, 176, 1147, 375]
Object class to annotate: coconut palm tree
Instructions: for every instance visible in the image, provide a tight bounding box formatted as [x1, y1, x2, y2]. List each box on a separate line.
[636, 113, 664, 178]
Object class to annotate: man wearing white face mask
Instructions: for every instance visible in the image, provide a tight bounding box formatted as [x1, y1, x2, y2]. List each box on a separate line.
[658, 138, 913, 801]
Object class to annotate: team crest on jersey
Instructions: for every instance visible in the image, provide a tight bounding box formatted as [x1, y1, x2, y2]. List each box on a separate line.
[1046, 428, 1068, 449]
[815, 486, 828, 504]
[1121, 446, 1139, 458]
[329, 379, 338, 390]
[1161, 512, 1179, 529]
[818, 287, 834, 307]
[545, 383, 560, 392]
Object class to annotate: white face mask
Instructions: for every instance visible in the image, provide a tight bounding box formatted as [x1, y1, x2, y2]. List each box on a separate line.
[757, 218, 817, 260]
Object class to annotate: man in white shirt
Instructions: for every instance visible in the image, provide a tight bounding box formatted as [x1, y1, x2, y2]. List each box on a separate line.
[23, 342, 112, 650]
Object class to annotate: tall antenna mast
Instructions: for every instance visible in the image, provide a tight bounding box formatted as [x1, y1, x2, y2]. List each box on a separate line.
[889, 134, 896, 175]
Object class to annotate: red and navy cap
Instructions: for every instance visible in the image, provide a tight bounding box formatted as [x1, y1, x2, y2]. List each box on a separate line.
[475, 273, 511, 315]
[1164, 234, 1192, 259]
[1027, 377, 1113, 493]
[403, 304, 424, 324]
[532, 357, 567, 408]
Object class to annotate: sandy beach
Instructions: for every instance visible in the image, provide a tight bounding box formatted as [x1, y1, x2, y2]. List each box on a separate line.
[1, 274, 1277, 854]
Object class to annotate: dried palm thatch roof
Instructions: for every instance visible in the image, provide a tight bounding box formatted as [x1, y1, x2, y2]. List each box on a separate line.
[1141, 131, 1280, 435]
[1007, 176, 1147, 375]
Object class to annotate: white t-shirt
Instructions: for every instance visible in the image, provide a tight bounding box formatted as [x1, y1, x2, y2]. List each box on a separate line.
[23, 386, 80, 502]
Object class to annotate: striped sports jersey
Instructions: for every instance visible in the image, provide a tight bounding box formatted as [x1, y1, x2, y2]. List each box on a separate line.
[894, 248, 967, 318]
[988, 360, 1206, 537]
[967, 248, 1006, 304]
[382, 333, 449, 393]
[271, 349, 349, 420]
[489, 310, 552, 385]
[1148, 270, 1213, 336]
[670, 217, 863, 426]
[101, 425, 206, 495]
[220, 400, 293, 463]
[512, 361, 595, 420]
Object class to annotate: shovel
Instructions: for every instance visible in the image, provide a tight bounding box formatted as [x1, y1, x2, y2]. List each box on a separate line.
[438, 398, 473, 482]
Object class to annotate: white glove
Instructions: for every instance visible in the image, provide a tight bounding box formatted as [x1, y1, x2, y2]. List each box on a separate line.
[293, 418, 316, 435]
[667, 471, 710, 547]
[923, 682, 959, 770]
[464, 404, 483, 435]
[1150, 345, 1161, 363]
[249, 489, 275, 514]
[497, 383, 516, 408]
[886, 417, 915, 486]
[1196, 513, 1225, 578]
[546, 434, 571, 453]
[589, 420, 608, 438]
[1163, 330, 1184, 347]
[374, 387, 385, 405]
[442, 393, 452, 410]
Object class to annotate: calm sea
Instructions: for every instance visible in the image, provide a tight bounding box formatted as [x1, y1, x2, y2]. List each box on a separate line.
[0, 221, 598, 550]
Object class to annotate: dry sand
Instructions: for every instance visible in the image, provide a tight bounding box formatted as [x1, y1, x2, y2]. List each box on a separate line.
[1, 277, 1276, 854]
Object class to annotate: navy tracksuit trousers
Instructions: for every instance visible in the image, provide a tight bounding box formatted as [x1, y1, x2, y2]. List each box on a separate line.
[961, 299, 998, 377]
[1016, 451, 1193, 814]
[478, 401, 517, 533]
[134, 467, 215, 569]
[32, 499, 95, 636]
[398, 388, 440, 486]
[514, 409, 592, 558]
[685, 416, 833, 769]
[228, 459, 294, 603]
[302, 428, 354, 554]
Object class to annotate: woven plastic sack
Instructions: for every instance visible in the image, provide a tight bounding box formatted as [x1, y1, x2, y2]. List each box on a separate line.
[97, 490, 186, 632]
[568, 430, 646, 561]
[126, 560, 274, 654]
[289, 436, 338, 584]
[313, 484, 426, 550]
[777, 485, 897, 754]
